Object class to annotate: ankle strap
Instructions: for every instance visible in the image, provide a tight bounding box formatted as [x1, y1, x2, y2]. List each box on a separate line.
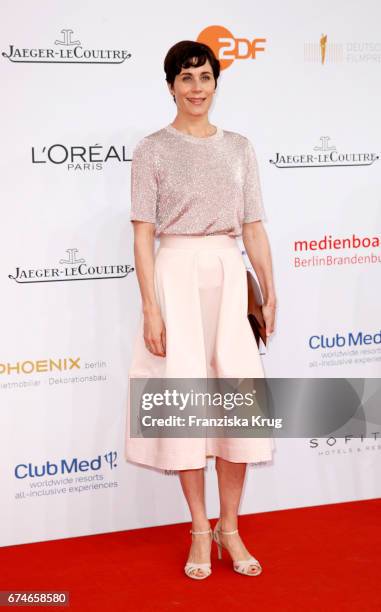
[215, 518, 239, 535]
[190, 528, 211, 535]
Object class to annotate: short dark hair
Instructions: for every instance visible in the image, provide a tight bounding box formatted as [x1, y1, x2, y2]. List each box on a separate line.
[164, 40, 220, 89]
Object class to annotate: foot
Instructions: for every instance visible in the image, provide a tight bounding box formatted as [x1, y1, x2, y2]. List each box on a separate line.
[186, 524, 212, 579]
[218, 520, 260, 576]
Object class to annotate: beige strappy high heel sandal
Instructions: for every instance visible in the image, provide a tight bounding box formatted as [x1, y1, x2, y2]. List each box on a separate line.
[184, 527, 213, 580]
[213, 519, 262, 576]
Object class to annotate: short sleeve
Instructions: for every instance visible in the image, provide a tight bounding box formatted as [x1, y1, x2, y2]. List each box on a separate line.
[243, 139, 267, 223]
[130, 137, 158, 224]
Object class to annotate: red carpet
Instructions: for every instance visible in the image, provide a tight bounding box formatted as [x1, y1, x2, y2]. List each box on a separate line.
[1, 498, 380, 611]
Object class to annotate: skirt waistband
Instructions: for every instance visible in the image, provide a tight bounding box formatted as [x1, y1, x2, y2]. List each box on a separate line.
[158, 234, 237, 249]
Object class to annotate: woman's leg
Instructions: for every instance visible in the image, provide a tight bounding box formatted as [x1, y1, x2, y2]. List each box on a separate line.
[215, 456, 260, 574]
[179, 468, 212, 578]
[178, 252, 216, 578]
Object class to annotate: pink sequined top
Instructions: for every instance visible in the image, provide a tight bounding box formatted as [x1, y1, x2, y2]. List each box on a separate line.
[130, 123, 267, 237]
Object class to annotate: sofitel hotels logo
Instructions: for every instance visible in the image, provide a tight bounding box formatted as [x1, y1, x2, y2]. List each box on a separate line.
[270, 136, 379, 169]
[8, 248, 134, 283]
[2, 28, 132, 64]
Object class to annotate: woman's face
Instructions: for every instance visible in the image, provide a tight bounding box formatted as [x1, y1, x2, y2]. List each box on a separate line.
[168, 58, 216, 116]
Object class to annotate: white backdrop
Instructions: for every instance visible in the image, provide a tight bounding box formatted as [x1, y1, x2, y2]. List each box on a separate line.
[1, 0, 380, 547]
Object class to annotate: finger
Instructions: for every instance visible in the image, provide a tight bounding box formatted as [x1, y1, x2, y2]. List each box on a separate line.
[158, 337, 166, 356]
[144, 339, 153, 353]
[158, 335, 166, 356]
[161, 329, 166, 354]
[152, 339, 164, 356]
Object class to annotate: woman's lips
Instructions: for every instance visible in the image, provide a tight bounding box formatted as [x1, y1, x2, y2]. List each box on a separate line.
[187, 98, 205, 105]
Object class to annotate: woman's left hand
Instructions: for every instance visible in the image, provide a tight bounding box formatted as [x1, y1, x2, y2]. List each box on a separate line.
[262, 302, 276, 338]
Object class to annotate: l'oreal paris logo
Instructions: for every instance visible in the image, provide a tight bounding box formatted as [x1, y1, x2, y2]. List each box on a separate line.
[2, 28, 131, 64]
[31, 142, 131, 171]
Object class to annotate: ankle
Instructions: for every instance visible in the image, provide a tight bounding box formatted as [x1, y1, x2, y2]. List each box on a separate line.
[191, 520, 211, 533]
[219, 517, 238, 532]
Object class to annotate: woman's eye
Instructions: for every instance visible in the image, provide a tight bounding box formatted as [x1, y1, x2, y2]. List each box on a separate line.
[182, 75, 211, 81]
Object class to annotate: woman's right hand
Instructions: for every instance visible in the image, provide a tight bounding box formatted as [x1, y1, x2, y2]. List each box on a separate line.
[143, 307, 166, 357]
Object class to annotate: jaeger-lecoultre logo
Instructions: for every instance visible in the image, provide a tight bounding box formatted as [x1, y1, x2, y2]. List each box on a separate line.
[270, 136, 379, 168]
[2, 28, 132, 64]
[8, 248, 134, 283]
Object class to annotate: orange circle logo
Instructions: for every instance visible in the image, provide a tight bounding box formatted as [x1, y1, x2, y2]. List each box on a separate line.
[197, 25, 235, 70]
[197, 25, 266, 70]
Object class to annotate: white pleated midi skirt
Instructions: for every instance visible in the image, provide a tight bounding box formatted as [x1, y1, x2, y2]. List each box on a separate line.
[124, 234, 274, 470]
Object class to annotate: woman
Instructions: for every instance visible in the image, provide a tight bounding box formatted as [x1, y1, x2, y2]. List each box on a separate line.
[125, 40, 277, 580]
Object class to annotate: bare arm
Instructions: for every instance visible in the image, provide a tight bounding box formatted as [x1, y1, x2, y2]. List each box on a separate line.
[242, 221, 277, 337]
[132, 220, 166, 356]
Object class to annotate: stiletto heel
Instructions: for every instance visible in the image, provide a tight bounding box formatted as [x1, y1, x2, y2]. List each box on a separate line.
[184, 528, 213, 580]
[213, 518, 262, 576]
[216, 539, 222, 560]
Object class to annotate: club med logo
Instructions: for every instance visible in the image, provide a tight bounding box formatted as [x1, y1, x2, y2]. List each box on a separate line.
[2, 28, 131, 64]
[197, 25, 266, 70]
[8, 248, 134, 284]
[309, 330, 381, 350]
[270, 136, 379, 168]
[31, 142, 130, 172]
[15, 451, 118, 479]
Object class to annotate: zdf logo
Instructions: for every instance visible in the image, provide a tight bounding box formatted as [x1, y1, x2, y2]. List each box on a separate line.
[197, 25, 266, 70]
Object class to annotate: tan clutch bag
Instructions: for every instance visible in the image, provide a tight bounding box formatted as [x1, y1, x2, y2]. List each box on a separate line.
[247, 270, 267, 348]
